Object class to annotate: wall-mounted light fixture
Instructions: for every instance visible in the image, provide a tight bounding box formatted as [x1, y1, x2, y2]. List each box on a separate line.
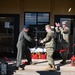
[68, 7, 72, 12]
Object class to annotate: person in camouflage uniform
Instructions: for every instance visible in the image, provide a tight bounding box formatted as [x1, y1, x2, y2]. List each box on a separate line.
[40, 24, 56, 70]
[55, 21, 70, 64]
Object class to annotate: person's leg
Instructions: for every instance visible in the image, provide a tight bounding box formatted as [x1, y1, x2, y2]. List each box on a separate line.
[46, 48, 55, 70]
[47, 48, 54, 65]
[60, 49, 69, 64]
[60, 44, 69, 64]
[25, 48, 32, 64]
[16, 45, 23, 67]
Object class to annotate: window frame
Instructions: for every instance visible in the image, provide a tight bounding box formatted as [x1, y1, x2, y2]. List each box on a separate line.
[24, 12, 50, 25]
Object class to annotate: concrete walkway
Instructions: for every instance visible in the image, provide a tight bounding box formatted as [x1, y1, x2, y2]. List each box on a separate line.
[3, 58, 75, 75]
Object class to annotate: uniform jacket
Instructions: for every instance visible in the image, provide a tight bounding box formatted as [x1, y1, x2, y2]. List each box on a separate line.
[41, 30, 55, 48]
[55, 27, 70, 47]
[17, 30, 32, 47]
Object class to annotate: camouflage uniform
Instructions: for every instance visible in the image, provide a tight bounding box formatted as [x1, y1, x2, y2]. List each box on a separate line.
[59, 26, 70, 62]
[55, 22, 70, 63]
[41, 25, 55, 67]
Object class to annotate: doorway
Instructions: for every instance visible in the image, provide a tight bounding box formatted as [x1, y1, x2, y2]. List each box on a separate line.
[0, 14, 20, 57]
[54, 15, 75, 57]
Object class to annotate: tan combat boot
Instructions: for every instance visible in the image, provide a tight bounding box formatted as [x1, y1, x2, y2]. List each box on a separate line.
[45, 65, 52, 70]
[51, 64, 56, 70]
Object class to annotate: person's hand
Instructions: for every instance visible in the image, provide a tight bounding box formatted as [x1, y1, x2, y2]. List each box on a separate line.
[35, 38, 38, 41]
[40, 40, 43, 43]
[34, 37, 38, 41]
[55, 23, 60, 27]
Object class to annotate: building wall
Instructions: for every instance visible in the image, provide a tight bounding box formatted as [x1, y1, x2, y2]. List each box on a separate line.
[50, 0, 75, 24]
[24, 0, 51, 12]
[0, 0, 20, 14]
[0, 0, 75, 30]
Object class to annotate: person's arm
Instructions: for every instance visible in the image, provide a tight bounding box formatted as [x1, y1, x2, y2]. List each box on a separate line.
[63, 27, 70, 33]
[58, 27, 70, 34]
[23, 32, 32, 42]
[55, 23, 61, 32]
[55, 27, 61, 32]
[41, 32, 52, 43]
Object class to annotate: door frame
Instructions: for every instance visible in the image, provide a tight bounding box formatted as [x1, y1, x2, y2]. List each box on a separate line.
[54, 15, 75, 56]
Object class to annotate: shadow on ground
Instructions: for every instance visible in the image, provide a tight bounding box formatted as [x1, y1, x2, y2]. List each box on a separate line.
[55, 60, 71, 67]
[37, 70, 61, 75]
[34, 60, 47, 65]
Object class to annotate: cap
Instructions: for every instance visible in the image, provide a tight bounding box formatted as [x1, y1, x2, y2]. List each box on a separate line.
[23, 25, 29, 28]
[45, 24, 50, 28]
[62, 21, 67, 25]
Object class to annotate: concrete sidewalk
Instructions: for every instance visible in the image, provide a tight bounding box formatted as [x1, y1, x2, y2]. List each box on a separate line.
[4, 59, 75, 75]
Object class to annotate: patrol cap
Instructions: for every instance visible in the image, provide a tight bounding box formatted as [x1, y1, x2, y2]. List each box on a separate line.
[23, 25, 30, 29]
[62, 21, 67, 25]
[45, 24, 51, 28]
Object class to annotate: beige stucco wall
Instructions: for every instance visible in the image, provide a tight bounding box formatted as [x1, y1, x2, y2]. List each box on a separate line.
[50, 0, 75, 25]
[53, 0, 75, 15]
[0, 0, 75, 30]
[24, 0, 51, 12]
[0, 0, 20, 14]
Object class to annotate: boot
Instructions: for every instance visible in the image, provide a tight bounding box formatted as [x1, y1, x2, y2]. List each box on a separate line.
[50, 64, 56, 70]
[15, 66, 24, 70]
[15, 65, 25, 70]
[45, 65, 52, 70]
[60, 60, 66, 65]
[27, 62, 35, 65]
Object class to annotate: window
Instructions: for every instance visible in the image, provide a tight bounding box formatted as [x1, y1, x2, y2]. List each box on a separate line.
[24, 12, 50, 25]
[37, 13, 49, 25]
[24, 12, 50, 47]
[25, 13, 36, 25]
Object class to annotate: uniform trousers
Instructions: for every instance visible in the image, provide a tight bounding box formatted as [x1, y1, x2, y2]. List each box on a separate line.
[16, 44, 31, 67]
[46, 48, 55, 65]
